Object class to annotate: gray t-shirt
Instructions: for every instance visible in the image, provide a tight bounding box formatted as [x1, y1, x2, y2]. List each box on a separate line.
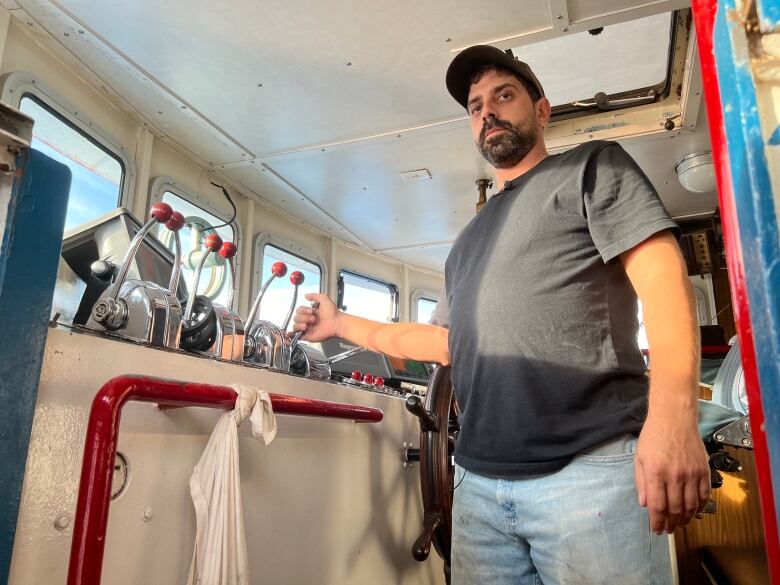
[431, 141, 678, 477]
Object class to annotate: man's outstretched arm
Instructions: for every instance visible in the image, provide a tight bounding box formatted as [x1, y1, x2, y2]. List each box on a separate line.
[292, 292, 450, 365]
[620, 230, 710, 535]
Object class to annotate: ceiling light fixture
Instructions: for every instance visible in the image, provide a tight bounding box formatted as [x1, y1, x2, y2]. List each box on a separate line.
[675, 151, 716, 193]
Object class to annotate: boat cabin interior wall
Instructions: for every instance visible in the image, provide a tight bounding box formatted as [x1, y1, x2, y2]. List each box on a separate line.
[0, 0, 727, 323]
[0, 12, 445, 322]
[4, 1, 771, 584]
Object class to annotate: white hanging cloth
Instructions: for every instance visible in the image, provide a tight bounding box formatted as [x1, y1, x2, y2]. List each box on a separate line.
[187, 383, 277, 585]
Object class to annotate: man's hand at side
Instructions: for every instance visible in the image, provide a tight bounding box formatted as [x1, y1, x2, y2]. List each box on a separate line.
[621, 230, 710, 534]
[635, 405, 710, 533]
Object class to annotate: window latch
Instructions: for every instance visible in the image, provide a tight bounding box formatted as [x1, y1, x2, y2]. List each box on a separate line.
[572, 90, 656, 111]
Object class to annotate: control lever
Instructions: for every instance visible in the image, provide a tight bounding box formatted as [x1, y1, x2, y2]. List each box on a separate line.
[166, 211, 185, 295]
[180, 233, 222, 352]
[282, 271, 304, 332]
[211, 241, 245, 361]
[245, 261, 288, 335]
[87, 203, 184, 348]
[183, 233, 223, 322]
[288, 300, 321, 377]
[243, 261, 288, 365]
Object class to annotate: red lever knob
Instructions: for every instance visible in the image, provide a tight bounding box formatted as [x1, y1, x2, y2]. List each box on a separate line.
[204, 233, 223, 251]
[219, 241, 237, 259]
[271, 262, 288, 277]
[351, 370, 362, 381]
[150, 202, 173, 223]
[165, 211, 185, 232]
[290, 271, 304, 286]
[363, 373, 375, 385]
[374, 376, 385, 387]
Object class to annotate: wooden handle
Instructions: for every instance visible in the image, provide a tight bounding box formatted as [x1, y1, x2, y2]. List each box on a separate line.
[412, 510, 441, 562]
[405, 395, 439, 432]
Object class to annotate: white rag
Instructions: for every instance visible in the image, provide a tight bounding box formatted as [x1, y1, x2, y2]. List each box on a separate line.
[187, 384, 277, 585]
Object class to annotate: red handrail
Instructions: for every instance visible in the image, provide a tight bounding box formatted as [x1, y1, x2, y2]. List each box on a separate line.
[67, 375, 383, 585]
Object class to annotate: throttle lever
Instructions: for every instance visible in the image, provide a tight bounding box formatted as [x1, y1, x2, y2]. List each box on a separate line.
[183, 233, 223, 323]
[245, 261, 288, 333]
[218, 241, 239, 310]
[289, 300, 319, 353]
[91, 203, 173, 329]
[282, 271, 305, 332]
[165, 211, 185, 295]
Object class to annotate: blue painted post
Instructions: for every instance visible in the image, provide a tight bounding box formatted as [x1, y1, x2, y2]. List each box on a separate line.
[714, 0, 780, 544]
[0, 146, 71, 582]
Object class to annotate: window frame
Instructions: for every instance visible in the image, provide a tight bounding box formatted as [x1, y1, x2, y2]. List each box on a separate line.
[337, 268, 400, 323]
[2, 71, 135, 212]
[511, 11, 679, 123]
[149, 176, 242, 299]
[411, 289, 440, 324]
[252, 233, 326, 302]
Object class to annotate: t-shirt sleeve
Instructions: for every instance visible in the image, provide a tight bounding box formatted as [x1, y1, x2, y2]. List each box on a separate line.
[583, 143, 680, 263]
[429, 283, 450, 328]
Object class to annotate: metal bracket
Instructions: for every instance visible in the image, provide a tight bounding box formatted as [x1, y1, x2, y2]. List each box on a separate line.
[713, 415, 752, 448]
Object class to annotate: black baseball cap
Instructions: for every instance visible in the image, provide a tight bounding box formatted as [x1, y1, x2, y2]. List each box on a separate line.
[446, 45, 545, 110]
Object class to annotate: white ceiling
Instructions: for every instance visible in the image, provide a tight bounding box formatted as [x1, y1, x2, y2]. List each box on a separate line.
[11, 0, 713, 273]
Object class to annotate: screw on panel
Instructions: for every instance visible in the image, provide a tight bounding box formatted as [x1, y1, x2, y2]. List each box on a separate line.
[716, 433, 725, 441]
[54, 514, 70, 531]
[142, 507, 154, 522]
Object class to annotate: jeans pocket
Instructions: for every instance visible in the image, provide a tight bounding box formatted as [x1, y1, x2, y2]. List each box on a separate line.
[576, 434, 637, 465]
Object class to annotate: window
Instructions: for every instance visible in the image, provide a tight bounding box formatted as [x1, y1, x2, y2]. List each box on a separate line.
[256, 243, 322, 330]
[338, 270, 398, 323]
[157, 190, 236, 307]
[20, 94, 124, 232]
[511, 12, 674, 115]
[415, 297, 438, 324]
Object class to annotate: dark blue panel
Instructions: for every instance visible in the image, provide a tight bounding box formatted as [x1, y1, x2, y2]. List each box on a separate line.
[715, 0, 780, 530]
[0, 149, 70, 582]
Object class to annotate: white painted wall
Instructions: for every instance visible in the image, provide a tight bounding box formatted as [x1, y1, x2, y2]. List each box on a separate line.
[9, 328, 445, 585]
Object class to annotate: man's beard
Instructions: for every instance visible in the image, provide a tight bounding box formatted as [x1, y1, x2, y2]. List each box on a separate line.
[477, 116, 538, 168]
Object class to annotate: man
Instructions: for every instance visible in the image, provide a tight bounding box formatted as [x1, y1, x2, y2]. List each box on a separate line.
[294, 45, 709, 584]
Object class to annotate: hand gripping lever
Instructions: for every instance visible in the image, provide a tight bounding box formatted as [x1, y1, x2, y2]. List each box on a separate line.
[88, 203, 185, 349]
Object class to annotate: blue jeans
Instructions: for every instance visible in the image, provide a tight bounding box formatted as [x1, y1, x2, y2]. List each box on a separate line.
[451, 435, 672, 585]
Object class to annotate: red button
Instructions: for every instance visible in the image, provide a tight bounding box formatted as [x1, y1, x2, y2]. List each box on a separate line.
[363, 373, 374, 385]
[351, 370, 362, 381]
[374, 376, 385, 387]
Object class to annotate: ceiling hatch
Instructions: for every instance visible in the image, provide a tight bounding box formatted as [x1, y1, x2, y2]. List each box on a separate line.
[511, 11, 676, 121]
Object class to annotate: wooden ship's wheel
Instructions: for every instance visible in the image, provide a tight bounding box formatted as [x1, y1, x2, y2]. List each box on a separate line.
[405, 365, 459, 583]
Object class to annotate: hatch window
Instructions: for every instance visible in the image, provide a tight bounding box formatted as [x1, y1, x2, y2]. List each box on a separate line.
[157, 190, 236, 307]
[257, 243, 323, 330]
[510, 12, 674, 115]
[338, 270, 399, 323]
[20, 94, 124, 232]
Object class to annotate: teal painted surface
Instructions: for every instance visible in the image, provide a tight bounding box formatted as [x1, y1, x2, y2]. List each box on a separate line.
[757, 0, 780, 31]
[0, 149, 70, 583]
